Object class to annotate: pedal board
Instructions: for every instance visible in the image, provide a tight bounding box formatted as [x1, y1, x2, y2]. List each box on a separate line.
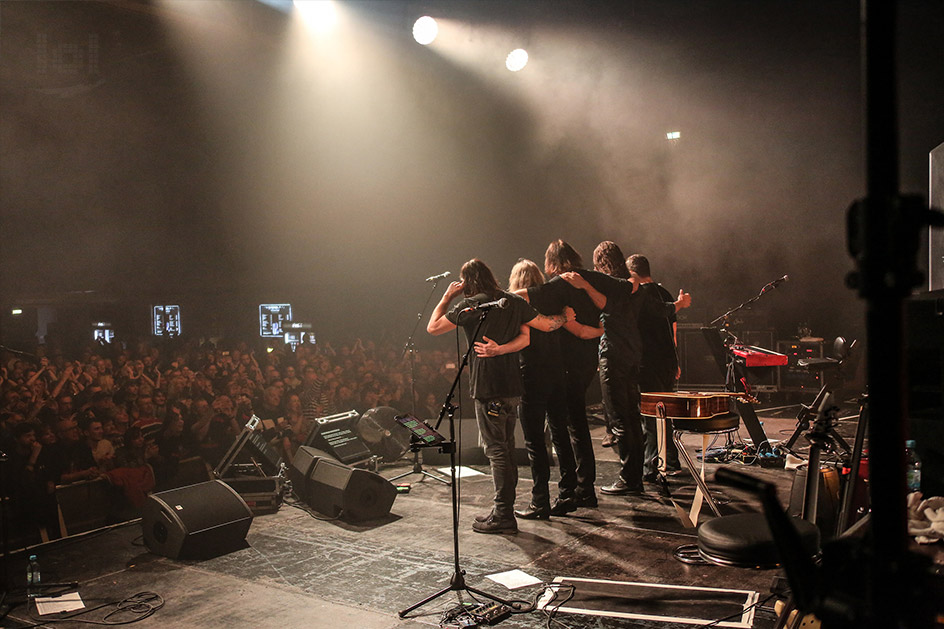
[469, 602, 512, 625]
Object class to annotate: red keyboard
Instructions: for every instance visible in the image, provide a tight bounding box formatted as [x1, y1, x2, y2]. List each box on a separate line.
[731, 345, 788, 367]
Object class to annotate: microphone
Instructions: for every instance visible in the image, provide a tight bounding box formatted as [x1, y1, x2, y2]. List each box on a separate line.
[425, 271, 451, 282]
[461, 297, 508, 313]
[762, 274, 789, 293]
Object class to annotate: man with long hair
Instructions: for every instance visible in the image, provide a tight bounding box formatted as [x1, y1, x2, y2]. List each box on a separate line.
[509, 240, 605, 516]
[563, 242, 690, 496]
[427, 259, 573, 534]
[508, 259, 602, 519]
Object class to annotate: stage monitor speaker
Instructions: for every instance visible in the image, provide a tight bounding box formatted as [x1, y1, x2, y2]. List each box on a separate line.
[304, 410, 373, 465]
[355, 406, 411, 463]
[307, 457, 397, 522]
[289, 445, 331, 497]
[142, 480, 253, 559]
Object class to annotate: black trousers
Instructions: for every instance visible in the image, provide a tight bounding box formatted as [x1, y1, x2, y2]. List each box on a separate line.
[599, 357, 643, 488]
[519, 364, 568, 508]
[561, 352, 598, 499]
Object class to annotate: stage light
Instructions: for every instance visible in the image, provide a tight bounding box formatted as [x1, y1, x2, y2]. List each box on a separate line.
[294, 0, 338, 32]
[413, 16, 438, 45]
[505, 48, 528, 72]
[11, 308, 22, 315]
[666, 131, 681, 140]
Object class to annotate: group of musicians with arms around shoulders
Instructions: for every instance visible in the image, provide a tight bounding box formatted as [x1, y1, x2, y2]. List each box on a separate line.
[427, 239, 692, 534]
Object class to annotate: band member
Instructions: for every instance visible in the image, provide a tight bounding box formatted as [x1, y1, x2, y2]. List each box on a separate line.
[514, 240, 604, 515]
[562, 242, 690, 496]
[427, 259, 573, 534]
[627, 254, 683, 479]
[508, 259, 602, 520]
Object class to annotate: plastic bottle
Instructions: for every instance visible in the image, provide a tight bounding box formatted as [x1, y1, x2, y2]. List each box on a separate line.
[905, 440, 922, 493]
[26, 554, 40, 598]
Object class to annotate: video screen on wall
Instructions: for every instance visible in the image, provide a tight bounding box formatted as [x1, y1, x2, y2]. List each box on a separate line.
[152, 305, 181, 337]
[259, 304, 292, 337]
[93, 328, 114, 343]
[284, 330, 315, 347]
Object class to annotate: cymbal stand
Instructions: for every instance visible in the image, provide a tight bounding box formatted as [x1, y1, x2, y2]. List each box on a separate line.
[399, 311, 514, 618]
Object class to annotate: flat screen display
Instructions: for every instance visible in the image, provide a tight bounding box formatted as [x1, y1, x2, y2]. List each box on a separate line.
[259, 304, 292, 337]
[152, 305, 181, 337]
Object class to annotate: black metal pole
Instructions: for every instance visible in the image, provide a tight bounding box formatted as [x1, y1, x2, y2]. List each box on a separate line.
[399, 312, 512, 618]
[857, 1, 907, 624]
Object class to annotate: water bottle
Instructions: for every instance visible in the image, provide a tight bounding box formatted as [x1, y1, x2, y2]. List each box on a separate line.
[26, 554, 40, 598]
[905, 440, 922, 493]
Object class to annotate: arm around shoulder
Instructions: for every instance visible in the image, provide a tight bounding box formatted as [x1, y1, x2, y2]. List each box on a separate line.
[427, 280, 464, 335]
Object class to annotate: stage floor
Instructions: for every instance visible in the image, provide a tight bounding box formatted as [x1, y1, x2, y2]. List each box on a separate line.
[3, 401, 863, 629]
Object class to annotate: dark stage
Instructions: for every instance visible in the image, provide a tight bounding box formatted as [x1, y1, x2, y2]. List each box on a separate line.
[2, 406, 865, 629]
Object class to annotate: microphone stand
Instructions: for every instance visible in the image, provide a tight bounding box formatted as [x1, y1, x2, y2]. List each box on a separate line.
[389, 278, 450, 485]
[399, 311, 514, 618]
[709, 275, 787, 327]
[704, 276, 788, 457]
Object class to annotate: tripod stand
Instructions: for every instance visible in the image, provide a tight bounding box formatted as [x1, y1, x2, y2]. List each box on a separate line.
[399, 311, 513, 618]
[388, 440, 450, 485]
[782, 337, 857, 456]
[391, 276, 450, 485]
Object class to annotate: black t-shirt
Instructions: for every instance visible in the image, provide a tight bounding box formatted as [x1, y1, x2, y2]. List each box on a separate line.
[529, 276, 600, 368]
[579, 270, 675, 368]
[520, 283, 562, 375]
[636, 282, 678, 376]
[446, 291, 538, 399]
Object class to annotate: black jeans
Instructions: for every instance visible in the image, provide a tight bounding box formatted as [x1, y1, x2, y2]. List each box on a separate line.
[561, 352, 598, 500]
[519, 365, 567, 509]
[474, 397, 519, 519]
[640, 367, 680, 475]
[599, 357, 643, 488]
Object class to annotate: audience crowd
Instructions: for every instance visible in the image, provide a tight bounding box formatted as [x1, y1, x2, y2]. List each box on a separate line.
[0, 336, 461, 543]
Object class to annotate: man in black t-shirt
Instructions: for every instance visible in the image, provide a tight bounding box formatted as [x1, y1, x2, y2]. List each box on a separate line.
[628, 254, 683, 479]
[562, 242, 690, 495]
[514, 240, 604, 516]
[428, 259, 573, 534]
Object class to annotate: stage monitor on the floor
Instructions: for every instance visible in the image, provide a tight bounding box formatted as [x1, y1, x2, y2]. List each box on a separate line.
[301, 455, 397, 522]
[352, 406, 413, 463]
[304, 409, 373, 465]
[142, 480, 253, 559]
[289, 445, 331, 494]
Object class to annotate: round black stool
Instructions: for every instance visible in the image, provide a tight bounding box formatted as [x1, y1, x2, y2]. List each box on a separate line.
[675, 513, 820, 568]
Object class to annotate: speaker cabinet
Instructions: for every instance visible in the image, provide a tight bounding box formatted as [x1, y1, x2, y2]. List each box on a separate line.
[304, 410, 373, 465]
[306, 457, 397, 522]
[289, 446, 330, 494]
[142, 480, 253, 559]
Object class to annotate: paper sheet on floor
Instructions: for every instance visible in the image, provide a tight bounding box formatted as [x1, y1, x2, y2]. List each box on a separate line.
[35, 592, 84, 615]
[486, 569, 542, 590]
[437, 466, 484, 478]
